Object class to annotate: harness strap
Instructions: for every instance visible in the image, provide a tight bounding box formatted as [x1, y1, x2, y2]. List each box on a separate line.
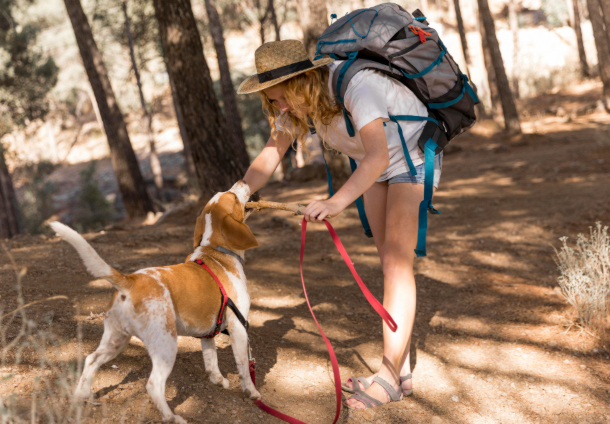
[192, 259, 250, 337]
[414, 139, 440, 257]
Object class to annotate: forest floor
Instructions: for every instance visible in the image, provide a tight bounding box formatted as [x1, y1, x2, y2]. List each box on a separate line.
[2, 82, 610, 423]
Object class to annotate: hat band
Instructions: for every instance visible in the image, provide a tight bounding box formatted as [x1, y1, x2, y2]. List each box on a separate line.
[257, 60, 314, 83]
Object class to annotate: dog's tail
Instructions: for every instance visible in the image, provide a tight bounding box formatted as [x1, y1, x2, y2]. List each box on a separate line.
[49, 221, 131, 291]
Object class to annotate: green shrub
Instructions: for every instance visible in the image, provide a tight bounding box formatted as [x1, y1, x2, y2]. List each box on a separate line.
[73, 161, 114, 232]
[19, 160, 57, 234]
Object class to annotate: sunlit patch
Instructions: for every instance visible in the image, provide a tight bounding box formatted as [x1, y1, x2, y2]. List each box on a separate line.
[470, 251, 530, 270]
[87, 278, 112, 288]
[252, 295, 305, 309]
[248, 309, 283, 327]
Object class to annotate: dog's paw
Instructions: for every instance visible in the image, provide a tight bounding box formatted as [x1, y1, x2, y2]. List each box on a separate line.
[221, 377, 230, 389]
[172, 414, 188, 424]
[162, 415, 187, 424]
[245, 388, 261, 400]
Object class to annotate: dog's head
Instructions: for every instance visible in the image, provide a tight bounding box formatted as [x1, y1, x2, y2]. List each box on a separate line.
[193, 181, 258, 252]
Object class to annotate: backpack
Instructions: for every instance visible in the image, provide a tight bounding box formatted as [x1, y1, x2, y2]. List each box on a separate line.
[313, 2, 479, 257]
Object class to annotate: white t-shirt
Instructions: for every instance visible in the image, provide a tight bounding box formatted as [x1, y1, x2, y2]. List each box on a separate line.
[277, 61, 429, 181]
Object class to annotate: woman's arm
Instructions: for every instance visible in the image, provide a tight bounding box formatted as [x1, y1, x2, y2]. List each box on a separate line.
[242, 131, 293, 193]
[303, 117, 389, 222]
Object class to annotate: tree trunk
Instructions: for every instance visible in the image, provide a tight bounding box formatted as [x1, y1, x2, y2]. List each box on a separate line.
[508, 0, 520, 99]
[152, 0, 250, 199]
[255, 0, 269, 45]
[570, 0, 590, 77]
[64, 0, 155, 218]
[452, 0, 471, 76]
[0, 145, 22, 239]
[204, 0, 245, 150]
[478, 10, 500, 117]
[586, 0, 610, 106]
[122, 0, 163, 197]
[168, 73, 199, 194]
[477, 0, 521, 134]
[267, 0, 281, 41]
[296, 0, 329, 58]
[599, 0, 610, 45]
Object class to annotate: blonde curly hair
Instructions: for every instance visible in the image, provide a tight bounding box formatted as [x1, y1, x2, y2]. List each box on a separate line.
[259, 66, 342, 158]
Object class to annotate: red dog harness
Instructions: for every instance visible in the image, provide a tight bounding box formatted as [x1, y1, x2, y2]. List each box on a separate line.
[192, 259, 248, 338]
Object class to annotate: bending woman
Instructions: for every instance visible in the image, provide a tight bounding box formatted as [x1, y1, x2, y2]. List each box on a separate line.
[236, 40, 441, 410]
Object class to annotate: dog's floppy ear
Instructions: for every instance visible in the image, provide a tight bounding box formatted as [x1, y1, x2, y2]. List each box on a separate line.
[221, 215, 259, 250]
[193, 210, 205, 248]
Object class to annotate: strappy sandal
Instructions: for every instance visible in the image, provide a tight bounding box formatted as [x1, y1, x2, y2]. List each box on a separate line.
[400, 374, 413, 397]
[341, 376, 371, 394]
[345, 376, 402, 409]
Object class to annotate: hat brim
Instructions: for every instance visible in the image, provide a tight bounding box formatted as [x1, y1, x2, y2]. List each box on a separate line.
[237, 57, 335, 95]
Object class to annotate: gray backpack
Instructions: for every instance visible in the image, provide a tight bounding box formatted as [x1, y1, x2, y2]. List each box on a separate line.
[314, 2, 479, 257]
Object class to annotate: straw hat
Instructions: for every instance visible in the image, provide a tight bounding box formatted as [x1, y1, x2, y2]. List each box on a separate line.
[237, 40, 334, 95]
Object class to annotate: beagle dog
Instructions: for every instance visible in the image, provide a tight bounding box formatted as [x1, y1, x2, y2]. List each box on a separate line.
[50, 181, 259, 424]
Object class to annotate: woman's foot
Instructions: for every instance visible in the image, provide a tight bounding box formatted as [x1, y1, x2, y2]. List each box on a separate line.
[344, 372, 412, 396]
[344, 376, 402, 409]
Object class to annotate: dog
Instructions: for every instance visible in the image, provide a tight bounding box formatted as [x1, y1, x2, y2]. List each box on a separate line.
[50, 181, 259, 424]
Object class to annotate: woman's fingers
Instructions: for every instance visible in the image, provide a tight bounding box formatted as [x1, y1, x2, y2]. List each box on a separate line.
[304, 200, 327, 223]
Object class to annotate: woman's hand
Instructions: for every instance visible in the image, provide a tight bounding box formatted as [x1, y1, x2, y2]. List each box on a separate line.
[303, 198, 345, 223]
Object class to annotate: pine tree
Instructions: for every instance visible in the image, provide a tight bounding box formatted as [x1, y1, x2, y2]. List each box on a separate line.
[152, 0, 250, 198]
[63, 0, 155, 218]
[477, 0, 521, 134]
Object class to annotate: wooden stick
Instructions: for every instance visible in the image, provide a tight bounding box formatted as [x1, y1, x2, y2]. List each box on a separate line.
[246, 200, 306, 216]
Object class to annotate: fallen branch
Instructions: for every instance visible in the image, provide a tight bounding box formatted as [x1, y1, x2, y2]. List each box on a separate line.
[1, 295, 69, 320]
[246, 200, 306, 216]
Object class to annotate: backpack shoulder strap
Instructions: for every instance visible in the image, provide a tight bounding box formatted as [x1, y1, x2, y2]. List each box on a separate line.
[331, 58, 400, 101]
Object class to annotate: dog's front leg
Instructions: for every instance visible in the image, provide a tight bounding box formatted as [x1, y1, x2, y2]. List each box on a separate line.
[227, 317, 260, 400]
[200, 338, 229, 389]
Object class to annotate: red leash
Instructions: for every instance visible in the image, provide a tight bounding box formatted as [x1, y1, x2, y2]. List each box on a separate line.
[249, 218, 397, 423]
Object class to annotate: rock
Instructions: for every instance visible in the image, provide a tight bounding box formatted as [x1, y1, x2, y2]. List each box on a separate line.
[451, 395, 459, 402]
[431, 417, 443, 424]
[217, 407, 226, 414]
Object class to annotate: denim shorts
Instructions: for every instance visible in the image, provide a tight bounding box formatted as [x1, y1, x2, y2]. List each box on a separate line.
[387, 152, 442, 188]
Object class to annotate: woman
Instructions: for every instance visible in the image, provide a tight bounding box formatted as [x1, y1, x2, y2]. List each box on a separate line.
[236, 40, 441, 410]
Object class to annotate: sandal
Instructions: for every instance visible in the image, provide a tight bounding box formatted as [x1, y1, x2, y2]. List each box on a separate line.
[344, 376, 402, 409]
[400, 374, 413, 397]
[343, 374, 413, 396]
[341, 376, 371, 394]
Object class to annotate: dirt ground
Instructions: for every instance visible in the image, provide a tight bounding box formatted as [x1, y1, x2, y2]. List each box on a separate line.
[2, 84, 610, 423]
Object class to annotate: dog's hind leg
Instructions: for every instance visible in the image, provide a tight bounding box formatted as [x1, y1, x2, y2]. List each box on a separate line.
[75, 318, 130, 399]
[200, 338, 229, 389]
[227, 317, 260, 400]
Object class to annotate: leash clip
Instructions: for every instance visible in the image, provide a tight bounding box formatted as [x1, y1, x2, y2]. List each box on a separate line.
[248, 341, 255, 363]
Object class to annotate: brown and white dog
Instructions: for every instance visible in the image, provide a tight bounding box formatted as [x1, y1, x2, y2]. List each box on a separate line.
[50, 181, 259, 424]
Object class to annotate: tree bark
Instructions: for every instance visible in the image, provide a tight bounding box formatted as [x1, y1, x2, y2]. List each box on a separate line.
[296, 0, 329, 58]
[64, 0, 155, 218]
[586, 0, 610, 106]
[122, 0, 163, 197]
[508, 0, 520, 99]
[204, 0, 245, 150]
[168, 73, 199, 194]
[267, 0, 281, 41]
[0, 145, 22, 239]
[569, 0, 590, 77]
[452, 0, 471, 76]
[152, 0, 250, 199]
[478, 10, 500, 117]
[477, 0, 521, 134]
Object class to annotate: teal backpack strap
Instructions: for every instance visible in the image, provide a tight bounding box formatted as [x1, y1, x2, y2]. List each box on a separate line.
[388, 114, 438, 176]
[348, 157, 373, 238]
[335, 51, 359, 137]
[322, 153, 335, 196]
[414, 139, 441, 257]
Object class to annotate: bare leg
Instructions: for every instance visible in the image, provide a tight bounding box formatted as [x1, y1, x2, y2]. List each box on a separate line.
[75, 318, 130, 399]
[346, 183, 424, 408]
[200, 338, 229, 388]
